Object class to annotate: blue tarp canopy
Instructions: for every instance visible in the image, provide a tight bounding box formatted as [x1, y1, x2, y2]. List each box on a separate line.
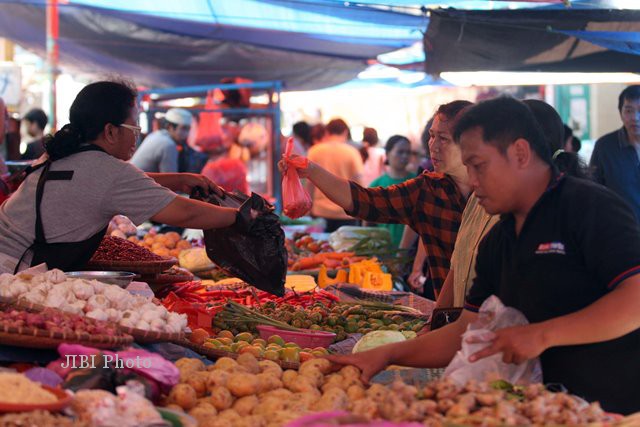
[560, 30, 640, 56]
[0, 0, 426, 90]
[424, 8, 640, 74]
[0, 0, 636, 89]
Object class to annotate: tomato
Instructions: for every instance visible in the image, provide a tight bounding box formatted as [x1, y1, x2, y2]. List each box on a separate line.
[307, 242, 320, 253]
[299, 351, 314, 362]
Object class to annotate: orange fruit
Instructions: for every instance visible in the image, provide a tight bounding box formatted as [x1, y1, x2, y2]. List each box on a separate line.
[189, 328, 210, 345]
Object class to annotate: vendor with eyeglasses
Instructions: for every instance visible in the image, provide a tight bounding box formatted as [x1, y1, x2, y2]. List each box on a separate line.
[0, 80, 241, 274]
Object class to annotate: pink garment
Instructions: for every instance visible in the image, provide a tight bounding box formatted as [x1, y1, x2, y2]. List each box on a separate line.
[201, 157, 250, 194]
[361, 146, 386, 186]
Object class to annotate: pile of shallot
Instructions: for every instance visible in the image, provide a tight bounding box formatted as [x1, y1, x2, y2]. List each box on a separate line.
[0, 269, 187, 334]
[0, 307, 124, 337]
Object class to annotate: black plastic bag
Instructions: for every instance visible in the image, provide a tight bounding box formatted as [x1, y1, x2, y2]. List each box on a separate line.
[192, 189, 287, 296]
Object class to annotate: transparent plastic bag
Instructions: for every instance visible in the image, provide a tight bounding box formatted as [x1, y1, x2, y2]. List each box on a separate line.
[444, 295, 543, 386]
[282, 137, 312, 219]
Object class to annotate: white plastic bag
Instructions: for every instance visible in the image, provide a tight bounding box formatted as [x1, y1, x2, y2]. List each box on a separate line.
[444, 295, 542, 386]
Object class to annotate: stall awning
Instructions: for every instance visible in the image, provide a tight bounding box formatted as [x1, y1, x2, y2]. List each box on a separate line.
[423, 8, 640, 74]
[0, 0, 428, 90]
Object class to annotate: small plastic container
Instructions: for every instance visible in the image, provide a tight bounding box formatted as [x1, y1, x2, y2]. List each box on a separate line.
[256, 325, 336, 348]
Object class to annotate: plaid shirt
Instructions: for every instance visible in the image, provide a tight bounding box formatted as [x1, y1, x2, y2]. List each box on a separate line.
[347, 172, 467, 292]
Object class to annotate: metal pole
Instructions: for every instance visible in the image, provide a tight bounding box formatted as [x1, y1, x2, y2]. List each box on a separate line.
[46, 0, 59, 131]
[272, 82, 282, 211]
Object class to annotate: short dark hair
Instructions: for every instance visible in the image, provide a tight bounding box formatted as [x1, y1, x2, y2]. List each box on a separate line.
[454, 96, 551, 165]
[292, 121, 311, 147]
[563, 124, 573, 142]
[24, 108, 48, 130]
[420, 116, 434, 158]
[325, 118, 349, 136]
[310, 123, 325, 143]
[434, 100, 473, 145]
[570, 136, 581, 153]
[383, 135, 410, 165]
[618, 85, 640, 112]
[362, 127, 378, 145]
[436, 100, 473, 122]
[384, 135, 410, 155]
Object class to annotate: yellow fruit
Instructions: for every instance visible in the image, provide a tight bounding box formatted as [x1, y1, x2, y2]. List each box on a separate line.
[267, 335, 285, 347]
[218, 330, 234, 340]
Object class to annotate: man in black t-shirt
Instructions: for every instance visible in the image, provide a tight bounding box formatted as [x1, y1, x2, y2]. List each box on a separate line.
[328, 97, 640, 415]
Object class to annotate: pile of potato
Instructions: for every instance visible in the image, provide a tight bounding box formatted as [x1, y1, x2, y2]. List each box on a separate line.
[166, 354, 617, 427]
[128, 231, 192, 258]
[167, 355, 357, 427]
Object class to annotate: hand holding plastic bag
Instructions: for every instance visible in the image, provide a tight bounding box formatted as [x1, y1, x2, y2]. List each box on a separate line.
[192, 188, 287, 296]
[282, 137, 312, 218]
[443, 296, 542, 386]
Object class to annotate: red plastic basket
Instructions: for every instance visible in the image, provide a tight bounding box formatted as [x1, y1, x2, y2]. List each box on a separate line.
[256, 325, 336, 348]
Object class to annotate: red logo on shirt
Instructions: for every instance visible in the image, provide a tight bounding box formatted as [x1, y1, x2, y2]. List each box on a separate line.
[535, 242, 566, 255]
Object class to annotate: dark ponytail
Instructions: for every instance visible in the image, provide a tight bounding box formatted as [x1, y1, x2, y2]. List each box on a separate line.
[44, 124, 85, 160]
[553, 150, 588, 179]
[522, 99, 587, 178]
[44, 80, 137, 161]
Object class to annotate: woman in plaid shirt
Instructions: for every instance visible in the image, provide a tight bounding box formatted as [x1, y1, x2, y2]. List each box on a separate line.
[280, 100, 473, 297]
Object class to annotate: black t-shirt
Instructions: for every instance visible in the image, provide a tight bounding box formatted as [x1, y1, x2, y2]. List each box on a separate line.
[21, 138, 45, 160]
[465, 175, 640, 415]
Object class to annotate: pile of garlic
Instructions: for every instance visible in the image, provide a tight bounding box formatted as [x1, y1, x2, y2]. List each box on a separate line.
[0, 269, 187, 334]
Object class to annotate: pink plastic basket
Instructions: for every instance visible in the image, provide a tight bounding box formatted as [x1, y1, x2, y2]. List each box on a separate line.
[256, 325, 336, 348]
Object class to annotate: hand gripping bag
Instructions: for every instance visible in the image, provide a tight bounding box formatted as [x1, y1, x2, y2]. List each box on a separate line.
[191, 188, 287, 296]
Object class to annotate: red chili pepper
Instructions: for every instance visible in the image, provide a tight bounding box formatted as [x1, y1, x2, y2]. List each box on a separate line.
[317, 291, 339, 301]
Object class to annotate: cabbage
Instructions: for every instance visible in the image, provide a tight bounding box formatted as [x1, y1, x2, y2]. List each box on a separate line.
[352, 330, 406, 353]
[329, 226, 392, 253]
[179, 247, 215, 272]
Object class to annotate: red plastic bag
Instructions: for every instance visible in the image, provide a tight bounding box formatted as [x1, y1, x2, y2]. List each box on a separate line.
[194, 89, 224, 152]
[282, 137, 312, 218]
[201, 157, 249, 195]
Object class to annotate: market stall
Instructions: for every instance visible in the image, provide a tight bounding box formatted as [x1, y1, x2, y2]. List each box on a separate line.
[138, 80, 283, 206]
[1, 4, 640, 424]
[0, 214, 638, 426]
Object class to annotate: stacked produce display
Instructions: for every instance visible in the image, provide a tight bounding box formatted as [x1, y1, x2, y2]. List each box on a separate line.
[164, 355, 623, 427]
[0, 268, 188, 335]
[1, 226, 638, 426]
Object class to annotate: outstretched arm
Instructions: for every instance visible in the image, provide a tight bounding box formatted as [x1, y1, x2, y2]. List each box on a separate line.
[327, 309, 476, 383]
[151, 196, 237, 230]
[146, 173, 223, 195]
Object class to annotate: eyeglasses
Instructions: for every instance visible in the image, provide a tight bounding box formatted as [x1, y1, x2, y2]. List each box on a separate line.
[119, 124, 141, 138]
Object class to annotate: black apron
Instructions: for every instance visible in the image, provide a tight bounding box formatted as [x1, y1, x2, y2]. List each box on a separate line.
[14, 145, 108, 273]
